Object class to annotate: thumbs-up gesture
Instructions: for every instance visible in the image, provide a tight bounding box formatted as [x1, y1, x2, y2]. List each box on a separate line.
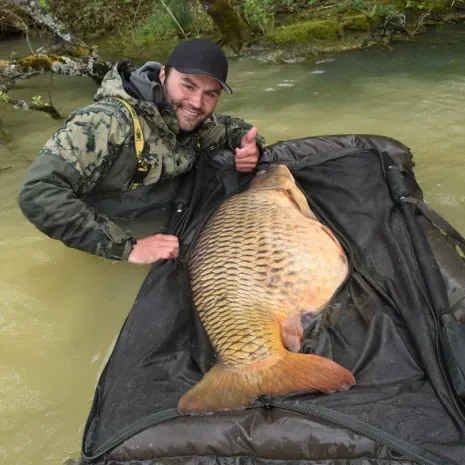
[235, 127, 260, 173]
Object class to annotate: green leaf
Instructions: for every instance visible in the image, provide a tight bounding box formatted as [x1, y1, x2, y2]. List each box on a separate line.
[32, 95, 44, 105]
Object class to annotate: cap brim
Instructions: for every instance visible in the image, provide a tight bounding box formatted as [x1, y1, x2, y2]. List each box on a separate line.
[171, 66, 233, 94]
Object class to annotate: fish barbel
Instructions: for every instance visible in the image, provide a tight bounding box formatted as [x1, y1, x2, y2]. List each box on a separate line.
[179, 165, 355, 413]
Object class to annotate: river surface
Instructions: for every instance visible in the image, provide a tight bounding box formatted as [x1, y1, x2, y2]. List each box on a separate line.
[1, 25, 464, 465]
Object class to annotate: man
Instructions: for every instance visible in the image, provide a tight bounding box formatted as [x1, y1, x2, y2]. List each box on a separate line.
[18, 39, 265, 265]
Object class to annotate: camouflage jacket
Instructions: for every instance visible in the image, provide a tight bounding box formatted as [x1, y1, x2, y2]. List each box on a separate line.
[18, 59, 265, 261]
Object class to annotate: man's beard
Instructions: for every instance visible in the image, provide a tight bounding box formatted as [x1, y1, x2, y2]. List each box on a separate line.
[162, 88, 207, 133]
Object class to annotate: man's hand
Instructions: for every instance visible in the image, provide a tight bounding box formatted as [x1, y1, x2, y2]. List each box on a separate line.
[127, 234, 179, 265]
[235, 127, 260, 173]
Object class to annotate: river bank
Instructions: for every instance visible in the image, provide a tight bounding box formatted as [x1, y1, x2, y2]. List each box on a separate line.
[1, 1, 464, 65]
[87, 1, 465, 65]
[256, 1, 465, 59]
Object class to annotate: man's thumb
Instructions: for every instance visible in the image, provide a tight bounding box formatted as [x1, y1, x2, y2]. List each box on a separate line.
[243, 127, 258, 146]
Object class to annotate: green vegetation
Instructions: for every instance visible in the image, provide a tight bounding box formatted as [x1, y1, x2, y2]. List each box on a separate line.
[243, 0, 276, 33]
[269, 19, 343, 44]
[110, 1, 205, 60]
[11, 0, 465, 58]
[264, 0, 465, 54]
[18, 54, 62, 71]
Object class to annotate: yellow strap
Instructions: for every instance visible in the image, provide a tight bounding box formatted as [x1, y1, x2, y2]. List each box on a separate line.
[115, 98, 146, 168]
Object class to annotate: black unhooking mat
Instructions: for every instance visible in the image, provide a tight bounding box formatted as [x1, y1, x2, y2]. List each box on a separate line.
[81, 135, 465, 465]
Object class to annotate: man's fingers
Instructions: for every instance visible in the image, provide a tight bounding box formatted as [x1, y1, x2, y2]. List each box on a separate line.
[239, 154, 259, 162]
[159, 248, 178, 260]
[236, 160, 258, 171]
[236, 144, 257, 158]
[237, 161, 257, 169]
[236, 162, 257, 167]
[156, 237, 179, 257]
[236, 158, 258, 167]
[236, 134, 259, 172]
[171, 249, 179, 258]
[128, 234, 180, 264]
[236, 151, 259, 171]
[235, 147, 246, 158]
[170, 243, 180, 257]
[235, 148, 258, 161]
[242, 127, 258, 146]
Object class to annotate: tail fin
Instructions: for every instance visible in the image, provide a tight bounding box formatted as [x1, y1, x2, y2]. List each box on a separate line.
[178, 352, 355, 413]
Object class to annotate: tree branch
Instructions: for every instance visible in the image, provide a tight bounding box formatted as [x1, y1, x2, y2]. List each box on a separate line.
[411, 9, 432, 36]
[10, 0, 84, 47]
[0, 91, 62, 119]
[0, 52, 111, 83]
[0, 0, 115, 123]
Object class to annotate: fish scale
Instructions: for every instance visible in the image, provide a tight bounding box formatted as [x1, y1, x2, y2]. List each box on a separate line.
[179, 165, 355, 413]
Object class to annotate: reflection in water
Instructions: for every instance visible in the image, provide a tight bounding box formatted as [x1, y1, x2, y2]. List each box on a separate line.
[1, 26, 465, 465]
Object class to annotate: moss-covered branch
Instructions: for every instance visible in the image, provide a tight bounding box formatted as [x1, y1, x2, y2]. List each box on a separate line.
[0, 91, 62, 119]
[1, 57, 43, 93]
[0, 52, 111, 83]
[0, 0, 114, 124]
[1, 0, 110, 82]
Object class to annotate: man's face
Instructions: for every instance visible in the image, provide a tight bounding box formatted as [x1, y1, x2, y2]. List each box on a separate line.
[159, 66, 222, 132]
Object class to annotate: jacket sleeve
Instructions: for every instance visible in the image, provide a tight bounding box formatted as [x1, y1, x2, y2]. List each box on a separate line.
[18, 103, 136, 261]
[198, 113, 266, 156]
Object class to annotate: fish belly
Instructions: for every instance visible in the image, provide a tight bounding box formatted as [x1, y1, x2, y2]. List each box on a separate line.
[189, 189, 347, 361]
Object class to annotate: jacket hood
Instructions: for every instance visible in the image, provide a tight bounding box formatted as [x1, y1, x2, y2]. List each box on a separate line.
[126, 61, 164, 103]
[95, 59, 142, 105]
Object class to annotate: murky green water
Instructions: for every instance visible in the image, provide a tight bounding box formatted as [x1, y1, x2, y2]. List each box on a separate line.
[1, 25, 465, 465]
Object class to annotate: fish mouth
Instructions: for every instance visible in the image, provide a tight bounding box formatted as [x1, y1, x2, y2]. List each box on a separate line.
[266, 164, 295, 180]
[248, 165, 318, 220]
[249, 164, 296, 190]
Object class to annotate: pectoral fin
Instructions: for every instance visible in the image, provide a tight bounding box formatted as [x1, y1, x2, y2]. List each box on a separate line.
[281, 313, 304, 352]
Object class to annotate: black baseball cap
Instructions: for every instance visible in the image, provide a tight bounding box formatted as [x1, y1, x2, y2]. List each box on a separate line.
[165, 39, 232, 94]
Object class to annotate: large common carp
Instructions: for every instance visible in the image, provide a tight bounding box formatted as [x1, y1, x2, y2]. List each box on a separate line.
[179, 165, 355, 413]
